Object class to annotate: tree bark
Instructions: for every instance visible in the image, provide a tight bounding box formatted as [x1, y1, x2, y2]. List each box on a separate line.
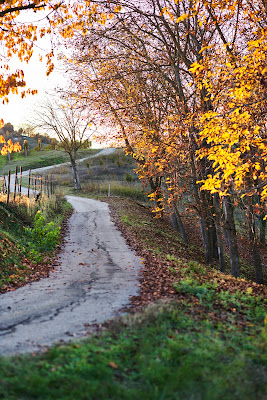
[259, 212, 266, 245]
[247, 204, 264, 284]
[170, 204, 188, 244]
[70, 157, 81, 190]
[149, 176, 163, 217]
[223, 197, 240, 277]
[213, 194, 226, 272]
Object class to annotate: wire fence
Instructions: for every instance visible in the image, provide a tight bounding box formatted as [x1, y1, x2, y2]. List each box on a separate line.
[0, 166, 55, 205]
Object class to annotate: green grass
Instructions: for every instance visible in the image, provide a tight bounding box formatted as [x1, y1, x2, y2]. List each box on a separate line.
[0, 299, 266, 400]
[0, 192, 72, 290]
[0, 148, 99, 175]
[0, 199, 266, 399]
[0, 180, 266, 398]
[81, 180, 148, 202]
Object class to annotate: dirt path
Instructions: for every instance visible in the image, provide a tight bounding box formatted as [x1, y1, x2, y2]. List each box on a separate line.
[0, 196, 141, 356]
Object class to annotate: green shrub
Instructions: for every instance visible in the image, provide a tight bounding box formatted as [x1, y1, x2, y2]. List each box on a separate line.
[22, 211, 60, 262]
[125, 173, 133, 182]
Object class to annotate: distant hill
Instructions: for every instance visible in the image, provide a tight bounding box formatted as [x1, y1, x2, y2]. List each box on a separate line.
[0, 122, 52, 149]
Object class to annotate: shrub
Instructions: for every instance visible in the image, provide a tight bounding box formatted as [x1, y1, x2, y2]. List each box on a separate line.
[22, 211, 60, 262]
[125, 173, 133, 182]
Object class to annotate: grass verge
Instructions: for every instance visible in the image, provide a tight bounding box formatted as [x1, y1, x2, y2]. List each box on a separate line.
[0, 197, 266, 399]
[0, 192, 72, 292]
[0, 300, 266, 399]
[0, 148, 99, 175]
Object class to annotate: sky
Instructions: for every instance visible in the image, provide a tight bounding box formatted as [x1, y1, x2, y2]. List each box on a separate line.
[0, 54, 66, 130]
[0, 7, 67, 130]
[0, 51, 108, 147]
[0, 9, 109, 147]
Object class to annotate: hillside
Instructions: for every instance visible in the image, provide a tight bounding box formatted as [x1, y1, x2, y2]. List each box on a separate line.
[0, 193, 71, 293]
[0, 196, 266, 399]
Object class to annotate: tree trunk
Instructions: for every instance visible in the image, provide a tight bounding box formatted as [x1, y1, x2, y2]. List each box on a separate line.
[259, 212, 266, 245]
[223, 197, 240, 278]
[70, 157, 81, 190]
[171, 204, 188, 244]
[149, 176, 163, 217]
[191, 173, 214, 263]
[188, 145, 219, 264]
[247, 204, 264, 284]
[213, 194, 226, 272]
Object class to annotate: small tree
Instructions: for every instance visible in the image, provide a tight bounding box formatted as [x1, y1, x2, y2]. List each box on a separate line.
[37, 138, 42, 151]
[50, 138, 57, 150]
[23, 139, 29, 156]
[33, 98, 93, 190]
[0, 135, 21, 161]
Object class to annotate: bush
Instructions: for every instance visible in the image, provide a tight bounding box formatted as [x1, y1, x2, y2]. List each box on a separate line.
[125, 173, 133, 182]
[22, 211, 60, 262]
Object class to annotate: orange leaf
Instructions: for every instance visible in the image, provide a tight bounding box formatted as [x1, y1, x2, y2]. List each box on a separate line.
[109, 362, 118, 369]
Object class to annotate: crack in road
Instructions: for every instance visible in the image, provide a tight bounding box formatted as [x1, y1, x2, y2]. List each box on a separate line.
[0, 196, 141, 356]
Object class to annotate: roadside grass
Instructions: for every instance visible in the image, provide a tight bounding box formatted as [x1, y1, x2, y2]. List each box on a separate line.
[74, 180, 148, 202]
[0, 197, 266, 399]
[0, 300, 266, 400]
[110, 198, 267, 284]
[0, 148, 99, 175]
[49, 149, 149, 202]
[0, 192, 72, 292]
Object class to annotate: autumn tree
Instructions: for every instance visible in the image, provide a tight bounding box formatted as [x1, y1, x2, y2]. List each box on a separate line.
[23, 139, 29, 156]
[62, 0, 267, 283]
[65, 0, 226, 264]
[0, 0, 104, 119]
[0, 135, 21, 160]
[33, 98, 93, 190]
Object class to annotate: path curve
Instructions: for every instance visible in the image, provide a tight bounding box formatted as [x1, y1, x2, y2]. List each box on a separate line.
[0, 196, 141, 356]
[9, 148, 117, 193]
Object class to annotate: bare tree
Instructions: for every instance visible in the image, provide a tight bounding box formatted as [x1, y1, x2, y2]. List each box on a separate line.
[33, 98, 93, 190]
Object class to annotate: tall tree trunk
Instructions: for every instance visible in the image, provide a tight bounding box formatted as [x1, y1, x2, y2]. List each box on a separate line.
[190, 156, 215, 263]
[259, 211, 266, 245]
[247, 204, 264, 284]
[171, 204, 188, 244]
[70, 157, 81, 190]
[213, 194, 226, 272]
[223, 197, 240, 277]
[149, 176, 163, 217]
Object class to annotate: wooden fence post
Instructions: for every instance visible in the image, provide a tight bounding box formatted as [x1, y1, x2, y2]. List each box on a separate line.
[52, 175, 55, 194]
[13, 166, 18, 202]
[19, 166, 22, 196]
[3, 174, 6, 194]
[34, 175, 37, 196]
[47, 175, 50, 198]
[28, 169, 31, 198]
[7, 170, 10, 205]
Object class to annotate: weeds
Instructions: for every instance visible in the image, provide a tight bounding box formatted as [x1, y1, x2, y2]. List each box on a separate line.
[82, 180, 147, 201]
[0, 191, 71, 289]
[21, 211, 60, 263]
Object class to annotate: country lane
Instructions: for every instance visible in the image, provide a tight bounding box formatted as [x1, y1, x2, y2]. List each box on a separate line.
[0, 196, 141, 356]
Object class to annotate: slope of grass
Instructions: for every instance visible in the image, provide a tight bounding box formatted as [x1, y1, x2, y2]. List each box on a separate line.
[0, 299, 266, 400]
[51, 149, 149, 201]
[0, 198, 266, 399]
[0, 193, 72, 292]
[0, 148, 99, 175]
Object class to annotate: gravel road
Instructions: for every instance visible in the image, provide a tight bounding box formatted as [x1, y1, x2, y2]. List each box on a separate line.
[0, 155, 142, 356]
